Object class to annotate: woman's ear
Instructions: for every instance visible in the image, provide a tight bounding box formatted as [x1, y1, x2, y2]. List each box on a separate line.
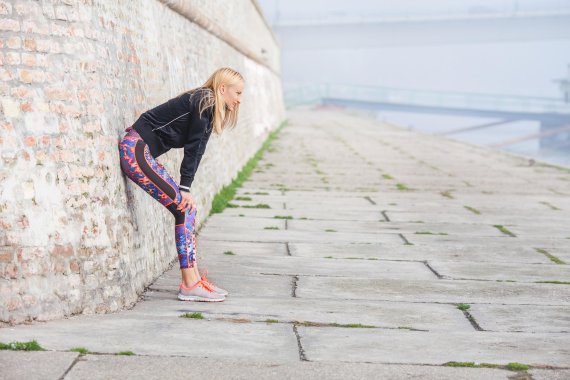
[219, 84, 225, 94]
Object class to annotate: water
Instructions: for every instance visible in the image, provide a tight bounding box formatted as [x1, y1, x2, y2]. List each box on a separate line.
[375, 110, 570, 167]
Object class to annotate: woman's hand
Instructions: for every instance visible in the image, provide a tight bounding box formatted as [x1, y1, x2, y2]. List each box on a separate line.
[178, 191, 196, 213]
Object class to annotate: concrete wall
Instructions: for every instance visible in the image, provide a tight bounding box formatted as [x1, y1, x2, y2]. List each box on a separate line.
[0, 0, 284, 325]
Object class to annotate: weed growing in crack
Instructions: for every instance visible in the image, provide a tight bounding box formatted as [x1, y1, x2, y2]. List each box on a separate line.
[0, 341, 45, 351]
[181, 312, 204, 319]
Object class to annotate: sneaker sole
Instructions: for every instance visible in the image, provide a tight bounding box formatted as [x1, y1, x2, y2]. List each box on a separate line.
[177, 293, 225, 302]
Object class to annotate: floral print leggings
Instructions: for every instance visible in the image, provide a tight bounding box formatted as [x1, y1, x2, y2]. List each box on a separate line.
[118, 127, 197, 269]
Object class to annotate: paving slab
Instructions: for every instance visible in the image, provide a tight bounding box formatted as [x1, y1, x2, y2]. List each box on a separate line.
[428, 260, 570, 282]
[298, 327, 570, 366]
[0, 351, 79, 380]
[288, 242, 554, 264]
[530, 369, 570, 380]
[220, 207, 385, 221]
[194, 254, 436, 280]
[125, 296, 472, 332]
[199, 227, 402, 244]
[468, 304, 570, 333]
[203, 215, 287, 231]
[297, 277, 570, 305]
[0, 317, 299, 360]
[197, 240, 289, 257]
[62, 354, 516, 380]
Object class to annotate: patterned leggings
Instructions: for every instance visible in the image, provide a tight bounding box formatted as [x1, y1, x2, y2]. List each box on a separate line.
[118, 127, 197, 269]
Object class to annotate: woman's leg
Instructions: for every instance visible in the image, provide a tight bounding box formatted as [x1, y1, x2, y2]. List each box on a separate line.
[118, 129, 216, 295]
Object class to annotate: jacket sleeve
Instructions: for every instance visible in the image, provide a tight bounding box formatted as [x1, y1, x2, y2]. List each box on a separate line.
[179, 107, 212, 192]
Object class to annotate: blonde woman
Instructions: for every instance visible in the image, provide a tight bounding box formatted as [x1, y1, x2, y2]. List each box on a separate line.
[118, 67, 244, 302]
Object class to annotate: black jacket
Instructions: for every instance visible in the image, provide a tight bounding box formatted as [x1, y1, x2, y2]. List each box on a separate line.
[133, 88, 214, 192]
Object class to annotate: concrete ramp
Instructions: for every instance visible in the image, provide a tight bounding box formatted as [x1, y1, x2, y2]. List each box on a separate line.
[2, 107, 569, 379]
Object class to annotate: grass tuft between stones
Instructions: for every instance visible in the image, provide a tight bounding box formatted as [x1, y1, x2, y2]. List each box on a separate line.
[210, 120, 288, 215]
[70, 347, 89, 354]
[181, 312, 204, 319]
[0, 340, 45, 351]
[223, 250, 235, 256]
[493, 224, 516, 237]
[456, 303, 470, 311]
[534, 248, 566, 265]
[444, 361, 530, 371]
[464, 205, 481, 215]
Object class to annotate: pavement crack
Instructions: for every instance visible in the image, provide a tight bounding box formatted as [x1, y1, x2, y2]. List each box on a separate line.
[58, 353, 83, 380]
[381, 210, 390, 222]
[462, 310, 484, 331]
[285, 242, 291, 256]
[292, 324, 308, 362]
[291, 275, 299, 297]
[423, 261, 444, 279]
[364, 196, 376, 205]
[398, 233, 413, 245]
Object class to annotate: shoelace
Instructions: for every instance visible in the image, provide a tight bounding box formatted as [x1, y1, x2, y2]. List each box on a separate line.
[199, 279, 215, 292]
[200, 275, 216, 290]
[181, 279, 215, 293]
[200, 268, 218, 289]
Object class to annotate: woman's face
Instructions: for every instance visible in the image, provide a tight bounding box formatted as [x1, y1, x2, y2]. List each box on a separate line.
[220, 81, 244, 112]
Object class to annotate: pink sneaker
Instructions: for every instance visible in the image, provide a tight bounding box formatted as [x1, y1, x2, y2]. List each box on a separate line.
[177, 280, 225, 302]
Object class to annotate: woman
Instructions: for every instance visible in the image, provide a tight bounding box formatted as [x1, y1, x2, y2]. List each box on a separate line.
[118, 67, 244, 302]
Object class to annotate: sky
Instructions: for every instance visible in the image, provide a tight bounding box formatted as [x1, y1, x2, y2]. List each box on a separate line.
[259, 0, 570, 98]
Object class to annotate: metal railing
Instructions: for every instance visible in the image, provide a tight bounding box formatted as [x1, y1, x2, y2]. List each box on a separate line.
[284, 83, 570, 115]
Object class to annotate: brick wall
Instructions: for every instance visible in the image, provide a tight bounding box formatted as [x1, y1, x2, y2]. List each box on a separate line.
[0, 0, 284, 325]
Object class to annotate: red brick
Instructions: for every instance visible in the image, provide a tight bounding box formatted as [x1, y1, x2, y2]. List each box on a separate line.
[51, 22, 72, 36]
[69, 259, 80, 273]
[5, 52, 20, 65]
[54, 260, 66, 274]
[7, 297, 21, 311]
[0, 18, 19, 31]
[22, 20, 49, 35]
[6, 36, 21, 49]
[14, 2, 41, 16]
[18, 69, 33, 83]
[20, 102, 32, 112]
[21, 53, 38, 67]
[36, 39, 60, 53]
[22, 38, 36, 51]
[51, 244, 74, 258]
[0, 251, 13, 263]
[24, 136, 36, 146]
[45, 87, 72, 100]
[0, 67, 14, 81]
[11, 86, 33, 98]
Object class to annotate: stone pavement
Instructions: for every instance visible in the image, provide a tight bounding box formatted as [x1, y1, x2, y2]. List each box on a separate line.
[1, 107, 570, 379]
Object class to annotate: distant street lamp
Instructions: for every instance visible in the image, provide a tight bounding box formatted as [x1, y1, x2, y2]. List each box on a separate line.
[553, 64, 570, 103]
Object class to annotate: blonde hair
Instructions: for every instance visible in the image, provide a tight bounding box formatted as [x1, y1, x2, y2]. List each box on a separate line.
[183, 67, 244, 135]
